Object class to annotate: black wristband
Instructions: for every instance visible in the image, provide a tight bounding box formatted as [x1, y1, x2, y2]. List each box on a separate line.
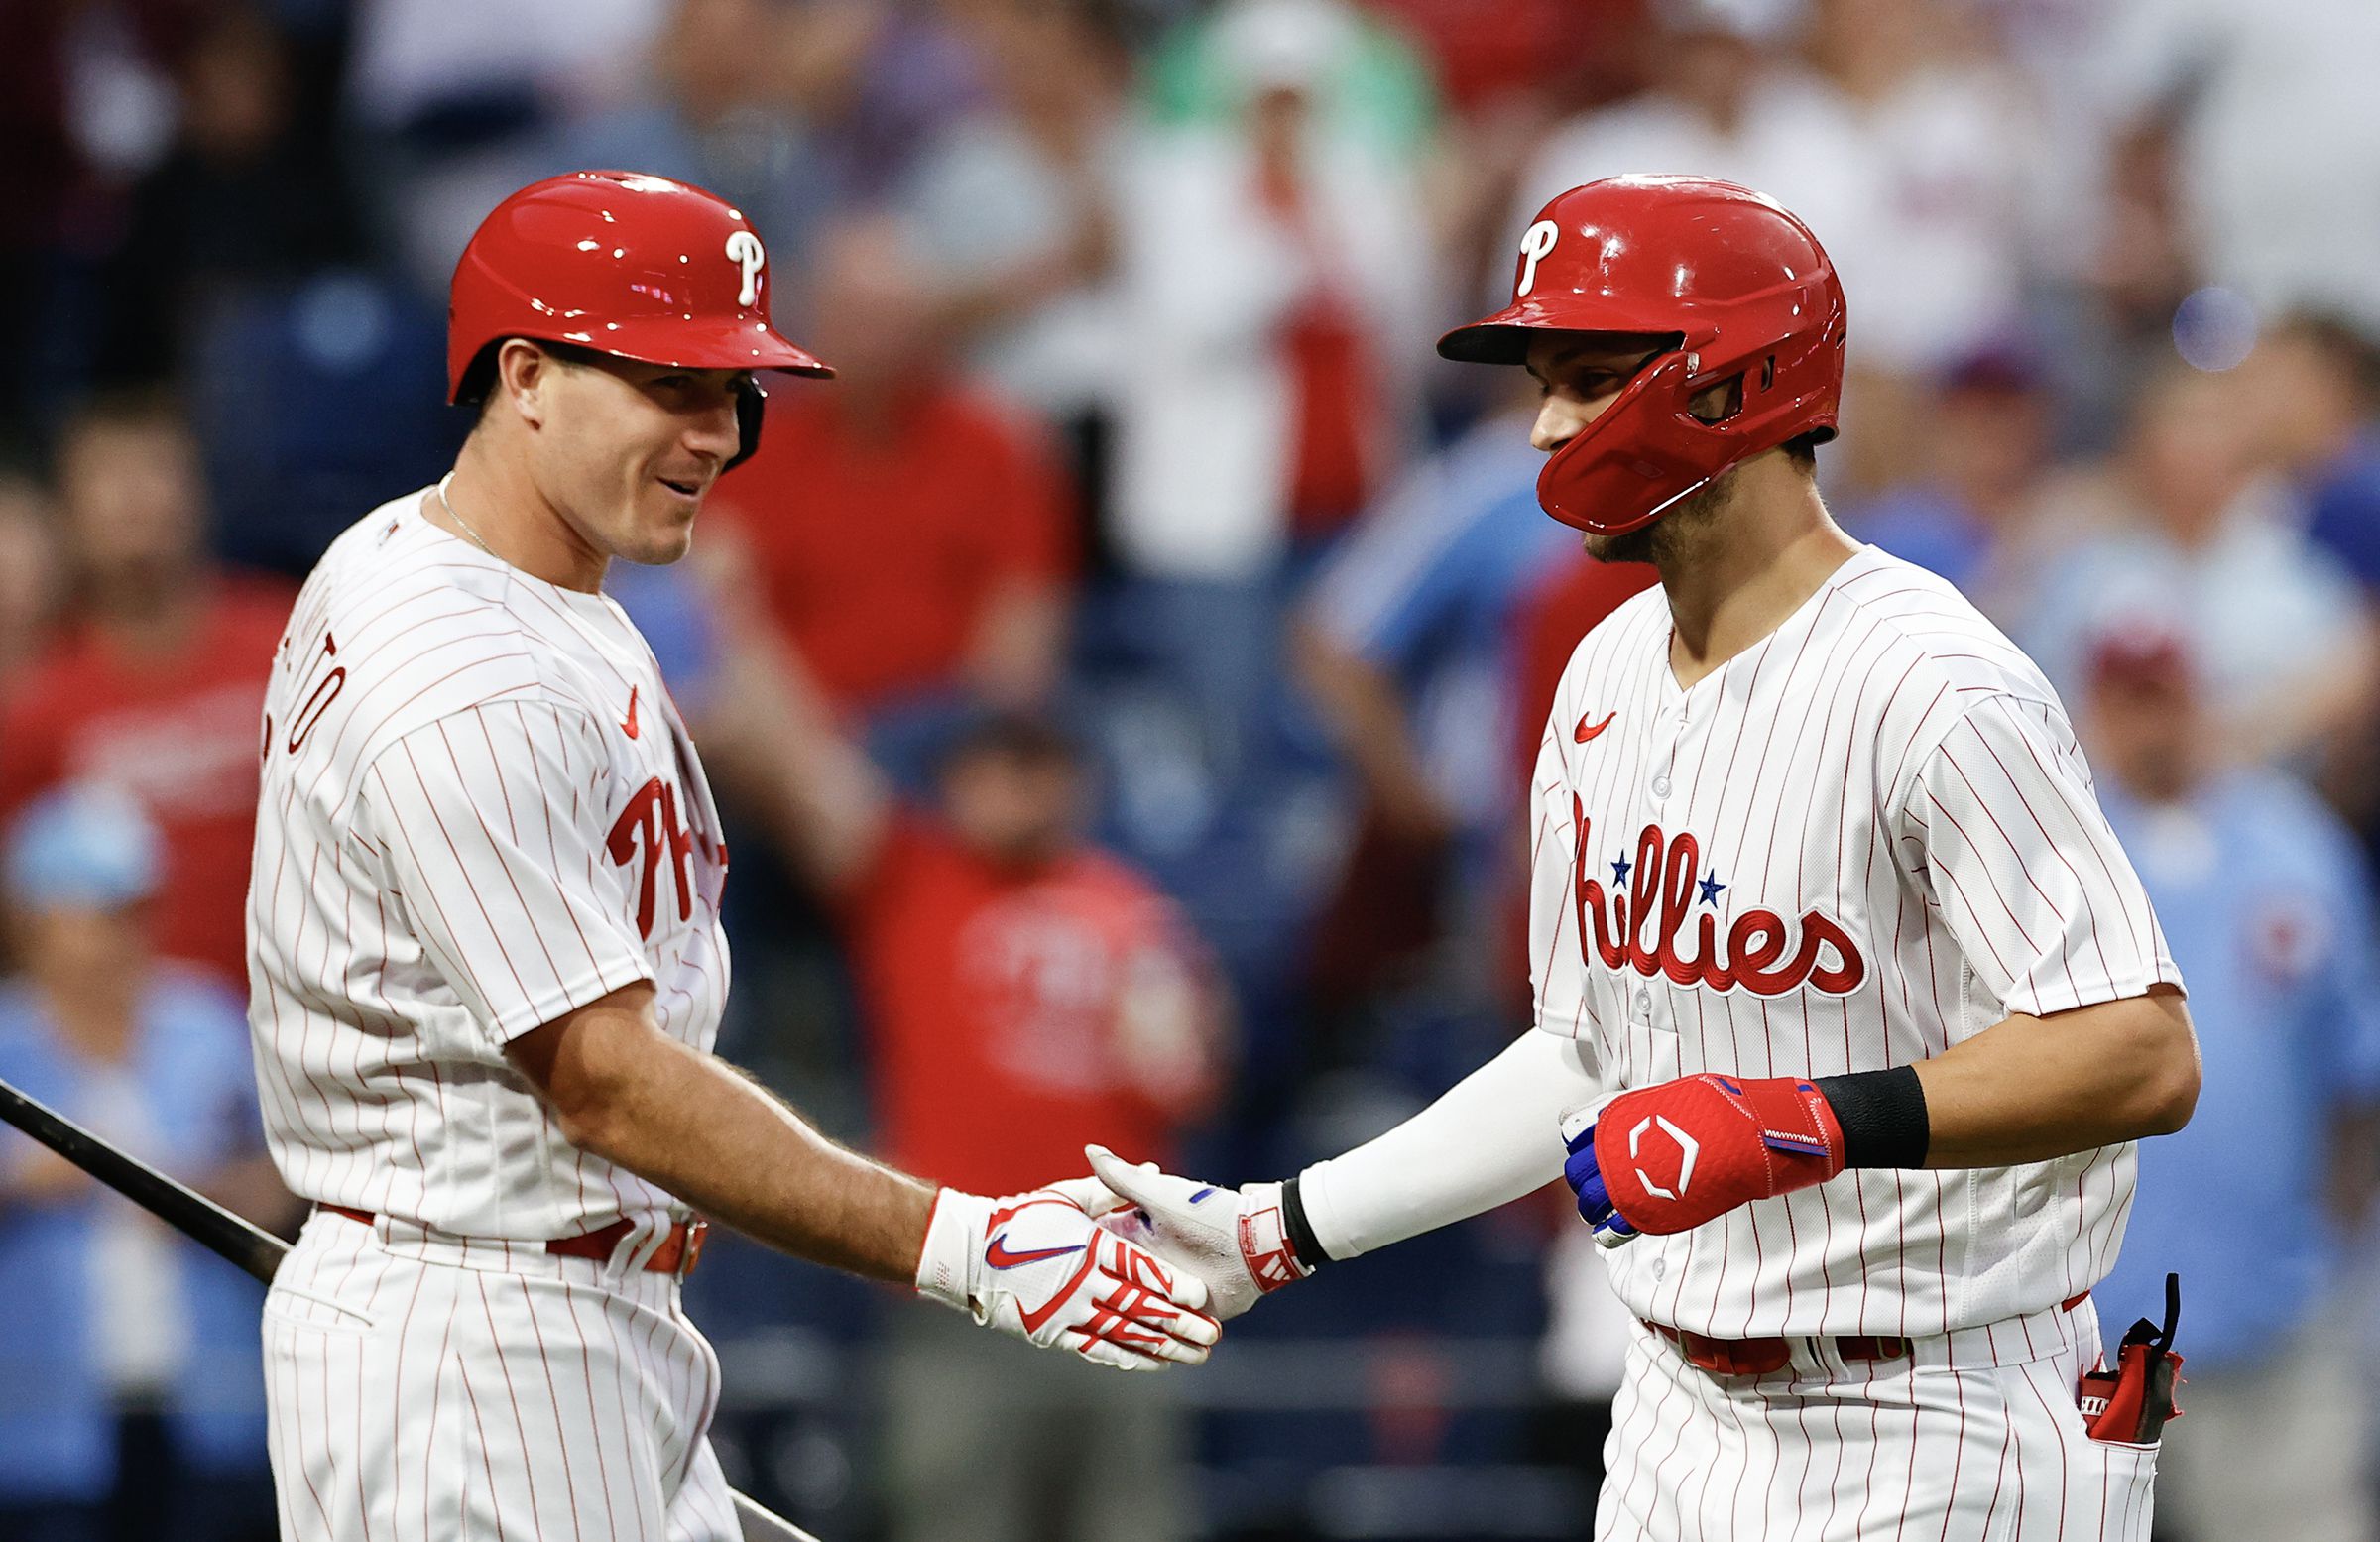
[1813, 1066, 1930, 1169]
[1280, 1173, 1331, 1270]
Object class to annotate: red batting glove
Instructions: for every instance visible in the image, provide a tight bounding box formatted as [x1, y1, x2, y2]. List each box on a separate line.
[1568, 1074, 1846, 1239]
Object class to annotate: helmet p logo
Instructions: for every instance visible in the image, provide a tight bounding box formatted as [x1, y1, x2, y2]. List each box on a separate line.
[725, 230, 767, 307]
[1516, 220, 1560, 298]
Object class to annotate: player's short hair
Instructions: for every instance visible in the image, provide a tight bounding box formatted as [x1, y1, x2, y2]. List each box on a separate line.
[456, 338, 614, 421]
[1781, 430, 1822, 468]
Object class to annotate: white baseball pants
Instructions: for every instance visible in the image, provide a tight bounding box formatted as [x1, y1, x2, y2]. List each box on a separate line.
[262, 1209, 739, 1542]
[1595, 1299, 2160, 1540]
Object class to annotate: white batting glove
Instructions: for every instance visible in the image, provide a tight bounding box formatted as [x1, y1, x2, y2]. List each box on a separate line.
[1080, 1144, 1315, 1322]
[914, 1185, 1221, 1371]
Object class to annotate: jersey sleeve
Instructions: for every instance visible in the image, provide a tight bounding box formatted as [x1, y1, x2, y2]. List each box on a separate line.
[1895, 693, 2182, 1018]
[355, 699, 653, 1045]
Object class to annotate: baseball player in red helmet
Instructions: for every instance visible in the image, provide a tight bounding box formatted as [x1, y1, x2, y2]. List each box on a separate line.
[1086, 176, 2199, 1538]
[244, 171, 1218, 1541]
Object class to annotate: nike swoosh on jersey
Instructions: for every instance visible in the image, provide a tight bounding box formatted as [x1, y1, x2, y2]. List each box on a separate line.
[985, 1233, 1087, 1270]
[1575, 711, 1616, 743]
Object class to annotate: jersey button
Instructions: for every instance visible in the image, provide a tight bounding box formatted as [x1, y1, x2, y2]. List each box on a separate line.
[1633, 987, 1653, 1015]
[1650, 774, 1672, 800]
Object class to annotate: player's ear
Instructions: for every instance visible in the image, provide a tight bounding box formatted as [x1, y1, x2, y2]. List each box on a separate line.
[492, 338, 555, 429]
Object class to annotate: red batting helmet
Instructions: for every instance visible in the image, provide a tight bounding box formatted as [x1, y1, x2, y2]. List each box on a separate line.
[1439, 175, 1846, 536]
[447, 170, 832, 470]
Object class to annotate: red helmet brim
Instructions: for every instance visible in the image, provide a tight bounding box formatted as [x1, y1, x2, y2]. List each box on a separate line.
[1439, 295, 1716, 367]
[537, 316, 835, 381]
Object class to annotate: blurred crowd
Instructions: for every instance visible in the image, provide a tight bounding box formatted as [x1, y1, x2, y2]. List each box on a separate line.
[4, 0, 2380, 1538]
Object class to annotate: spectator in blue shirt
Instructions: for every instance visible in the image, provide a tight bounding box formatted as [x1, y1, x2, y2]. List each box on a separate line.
[2083, 625, 2380, 1542]
[1293, 398, 1663, 1028]
[0, 785, 290, 1542]
[2014, 358, 2377, 771]
[2240, 312, 2380, 595]
[1289, 401, 1588, 1018]
[2234, 313, 2380, 859]
[1294, 402, 1577, 877]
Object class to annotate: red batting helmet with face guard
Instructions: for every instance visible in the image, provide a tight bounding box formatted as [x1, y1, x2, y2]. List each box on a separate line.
[447, 170, 832, 470]
[1439, 176, 1846, 536]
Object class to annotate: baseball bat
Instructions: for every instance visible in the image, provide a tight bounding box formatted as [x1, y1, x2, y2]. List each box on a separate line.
[0, 1075, 822, 1542]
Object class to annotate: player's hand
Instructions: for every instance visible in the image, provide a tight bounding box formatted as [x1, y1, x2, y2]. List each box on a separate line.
[1076, 1144, 1312, 1321]
[1560, 1074, 1845, 1245]
[913, 1185, 1222, 1371]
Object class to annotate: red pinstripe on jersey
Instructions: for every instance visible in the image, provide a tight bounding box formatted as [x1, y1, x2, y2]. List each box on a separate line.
[246, 490, 730, 1241]
[1529, 546, 2181, 1341]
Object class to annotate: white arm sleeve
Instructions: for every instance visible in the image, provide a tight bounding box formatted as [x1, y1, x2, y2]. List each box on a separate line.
[1295, 1029, 1602, 1260]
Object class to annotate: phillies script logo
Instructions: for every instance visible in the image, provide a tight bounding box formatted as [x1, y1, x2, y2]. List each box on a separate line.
[1572, 795, 1866, 997]
[608, 777, 696, 939]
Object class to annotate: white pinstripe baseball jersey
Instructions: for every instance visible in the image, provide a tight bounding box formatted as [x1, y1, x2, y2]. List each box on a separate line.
[246, 490, 729, 1240]
[1528, 544, 2183, 1340]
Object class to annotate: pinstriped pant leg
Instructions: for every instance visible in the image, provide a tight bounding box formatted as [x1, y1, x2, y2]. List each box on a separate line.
[264, 1215, 732, 1542]
[1587, 1309, 2158, 1542]
[1599, 1321, 1744, 1541]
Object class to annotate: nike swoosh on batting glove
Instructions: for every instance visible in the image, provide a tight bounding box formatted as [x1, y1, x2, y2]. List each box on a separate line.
[1080, 1144, 1312, 1321]
[1560, 1074, 1845, 1243]
[914, 1186, 1222, 1371]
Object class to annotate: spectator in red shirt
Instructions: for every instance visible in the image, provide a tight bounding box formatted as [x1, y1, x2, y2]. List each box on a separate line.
[851, 713, 1223, 1195]
[706, 216, 1076, 723]
[692, 590, 1224, 1542]
[0, 393, 295, 988]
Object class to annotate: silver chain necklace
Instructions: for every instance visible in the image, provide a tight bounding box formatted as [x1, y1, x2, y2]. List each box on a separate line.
[434, 474, 499, 558]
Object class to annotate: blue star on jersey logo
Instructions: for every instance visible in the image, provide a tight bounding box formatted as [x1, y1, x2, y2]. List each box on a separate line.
[1699, 869, 1726, 906]
[1610, 854, 1632, 885]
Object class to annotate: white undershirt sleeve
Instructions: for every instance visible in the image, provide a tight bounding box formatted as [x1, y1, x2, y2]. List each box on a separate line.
[1295, 1028, 1603, 1260]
